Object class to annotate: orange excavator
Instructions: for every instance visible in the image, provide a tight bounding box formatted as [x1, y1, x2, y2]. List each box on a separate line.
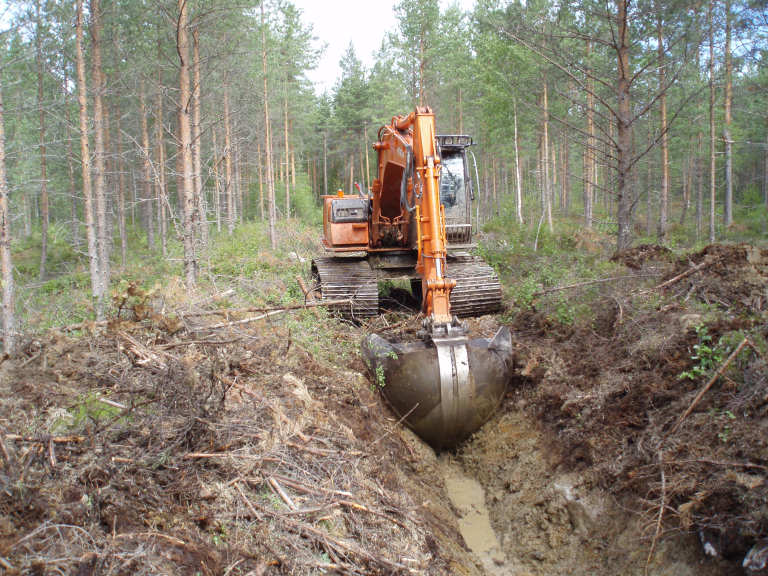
[312, 107, 511, 450]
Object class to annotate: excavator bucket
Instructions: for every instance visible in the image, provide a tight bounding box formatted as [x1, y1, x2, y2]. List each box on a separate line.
[362, 327, 512, 451]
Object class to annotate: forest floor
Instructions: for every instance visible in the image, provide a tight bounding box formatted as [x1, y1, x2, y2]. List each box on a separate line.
[1, 225, 767, 575]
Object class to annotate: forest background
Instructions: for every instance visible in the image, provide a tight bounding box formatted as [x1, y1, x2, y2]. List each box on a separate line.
[0, 0, 766, 352]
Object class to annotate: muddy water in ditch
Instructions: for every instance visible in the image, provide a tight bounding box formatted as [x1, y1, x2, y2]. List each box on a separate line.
[439, 456, 510, 575]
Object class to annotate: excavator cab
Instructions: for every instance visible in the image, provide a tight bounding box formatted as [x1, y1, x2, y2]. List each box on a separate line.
[437, 135, 474, 246]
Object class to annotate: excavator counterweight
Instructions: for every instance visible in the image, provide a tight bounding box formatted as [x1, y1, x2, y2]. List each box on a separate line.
[313, 107, 511, 450]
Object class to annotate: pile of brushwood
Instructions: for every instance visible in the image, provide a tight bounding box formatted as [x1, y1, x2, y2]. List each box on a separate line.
[0, 284, 470, 575]
[515, 243, 768, 571]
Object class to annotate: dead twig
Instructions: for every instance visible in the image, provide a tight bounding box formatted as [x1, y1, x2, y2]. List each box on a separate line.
[235, 481, 264, 521]
[57, 320, 109, 333]
[183, 451, 269, 460]
[636, 257, 720, 296]
[533, 274, 661, 297]
[661, 458, 768, 472]
[19, 350, 42, 368]
[667, 338, 750, 437]
[185, 298, 352, 319]
[269, 473, 354, 498]
[296, 275, 315, 302]
[157, 338, 239, 349]
[645, 449, 666, 576]
[199, 309, 287, 331]
[268, 477, 298, 510]
[5, 434, 86, 444]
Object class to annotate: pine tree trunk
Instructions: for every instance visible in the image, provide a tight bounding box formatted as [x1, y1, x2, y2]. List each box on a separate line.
[236, 138, 245, 224]
[615, 0, 634, 253]
[764, 122, 768, 209]
[551, 138, 558, 213]
[584, 41, 595, 230]
[563, 136, 570, 216]
[492, 156, 498, 217]
[697, 131, 703, 238]
[542, 77, 553, 233]
[139, 83, 155, 251]
[657, 5, 669, 243]
[514, 100, 523, 224]
[680, 154, 690, 225]
[90, 0, 109, 306]
[223, 82, 234, 235]
[154, 78, 167, 257]
[115, 95, 127, 269]
[262, 3, 277, 249]
[76, 0, 103, 319]
[177, 0, 197, 287]
[323, 133, 328, 196]
[212, 128, 222, 233]
[64, 70, 79, 248]
[708, 0, 717, 243]
[646, 106, 653, 236]
[258, 138, 264, 220]
[36, 0, 49, 280]
[192, 27, 207, 250]
[723, 0, 733, 227]
[283, 83, 290, 217]
[0, 73, 15, 354]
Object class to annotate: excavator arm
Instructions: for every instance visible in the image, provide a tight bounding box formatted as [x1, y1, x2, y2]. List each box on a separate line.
[362, 108, 512, 450]
[373, 107, 456, 326]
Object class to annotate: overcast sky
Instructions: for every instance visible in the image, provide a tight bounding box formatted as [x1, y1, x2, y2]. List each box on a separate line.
[295, 0, 475, 94]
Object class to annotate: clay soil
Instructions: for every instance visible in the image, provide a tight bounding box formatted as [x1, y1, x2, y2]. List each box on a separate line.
[1, 243, 766, 575]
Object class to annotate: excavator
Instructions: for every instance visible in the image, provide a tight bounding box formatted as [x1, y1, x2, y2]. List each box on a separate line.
[311, 107, 512, 450]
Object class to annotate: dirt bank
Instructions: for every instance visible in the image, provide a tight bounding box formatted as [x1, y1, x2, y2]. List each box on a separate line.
[0, 289, 480, 575]
[466, 243, 767, 575]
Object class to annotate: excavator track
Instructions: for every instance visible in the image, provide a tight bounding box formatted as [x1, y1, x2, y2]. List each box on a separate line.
[447, 256, 503, 317]
[312, 257, 378, 319]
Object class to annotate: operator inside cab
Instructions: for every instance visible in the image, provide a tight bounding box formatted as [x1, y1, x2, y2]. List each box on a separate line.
[440, 154, 465, 210]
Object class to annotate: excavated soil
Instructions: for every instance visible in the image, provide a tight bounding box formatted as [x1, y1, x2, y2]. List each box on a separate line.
[454, 243, 767, 576]
[1, 242, 766, 575]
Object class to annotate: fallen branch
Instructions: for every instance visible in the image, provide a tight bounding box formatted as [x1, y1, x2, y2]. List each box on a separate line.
[268, 477, 298, 510]
[636, 257, 720, 296]
[336, 499, 411, 530]
[235, 481, 264, 521]
[157, 338, 239, 349]
[663, 458, 768, 472]
[667, 338, 750, 437]
[183, 451, 273, 461]
[184, 298, 352, 319]
[118, 331, 171, 370]
[533, 274, 660, 297]
[57, 320, 109, 333]
[199, 309, 287, 331]
[270, 473, 354, 499]
[188, 288, 235, 308]
[242, 488, 413, 572]
[296, 275, 316, 302]
[5, 434, 85, 444]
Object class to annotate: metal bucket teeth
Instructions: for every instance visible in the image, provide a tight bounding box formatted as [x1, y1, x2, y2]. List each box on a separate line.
[362, 327, 512, 450]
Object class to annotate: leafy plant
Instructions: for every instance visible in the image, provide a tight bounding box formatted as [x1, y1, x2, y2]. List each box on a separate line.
[679, 325, 724, 381]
